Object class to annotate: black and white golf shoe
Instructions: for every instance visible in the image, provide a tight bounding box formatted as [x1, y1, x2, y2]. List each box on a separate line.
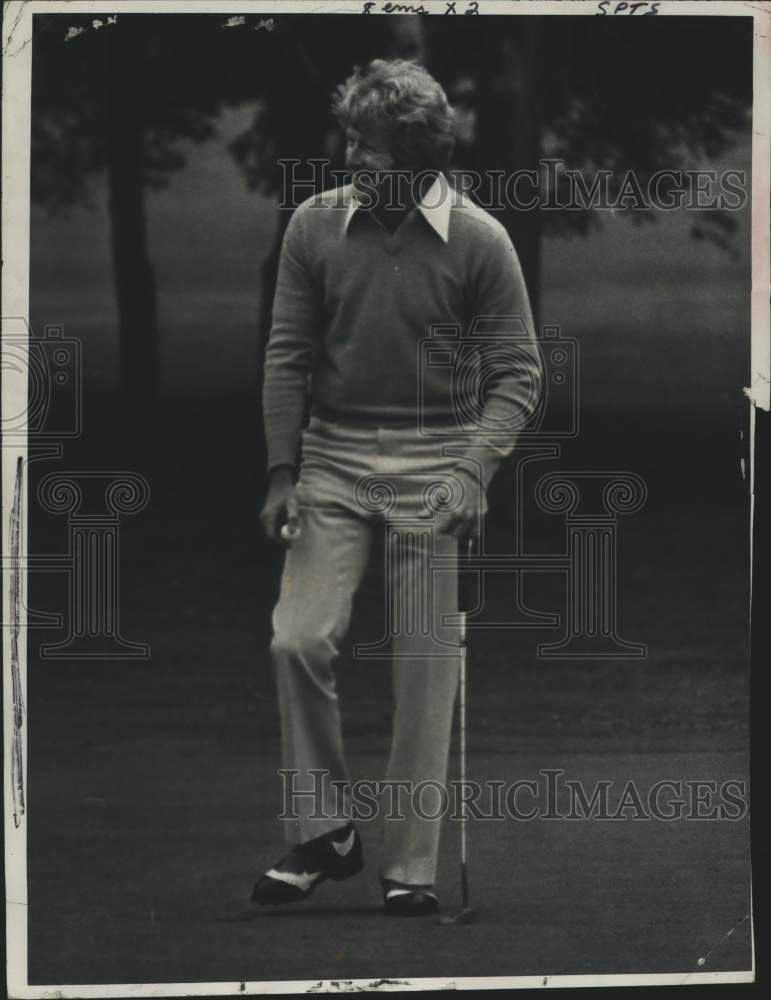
[381, 878, 439, 916]
[251, 823, 364, 905]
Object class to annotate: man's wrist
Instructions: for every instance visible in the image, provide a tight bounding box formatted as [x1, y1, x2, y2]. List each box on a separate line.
[268, 463, 296, 485]
[454, 464, 484, 492]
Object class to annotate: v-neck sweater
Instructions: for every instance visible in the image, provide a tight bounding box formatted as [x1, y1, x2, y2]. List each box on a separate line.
[262, 182, 544, 488]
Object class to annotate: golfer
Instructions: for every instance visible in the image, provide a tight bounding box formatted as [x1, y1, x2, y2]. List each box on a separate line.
[253, 58, 543, 916]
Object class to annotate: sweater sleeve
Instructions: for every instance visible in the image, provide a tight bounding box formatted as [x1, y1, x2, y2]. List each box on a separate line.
[262, 203, 321, 474]
[455, 223, 544, 490]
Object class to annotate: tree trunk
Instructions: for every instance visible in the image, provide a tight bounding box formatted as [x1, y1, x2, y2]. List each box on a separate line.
[476, 22, 543, 323]
[502, 25, 542, 323]
[105, 27, 159, 447]
[108, 127, 159, 406]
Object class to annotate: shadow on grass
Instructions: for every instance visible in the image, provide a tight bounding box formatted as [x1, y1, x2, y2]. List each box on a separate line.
[218, 906, 382, 922]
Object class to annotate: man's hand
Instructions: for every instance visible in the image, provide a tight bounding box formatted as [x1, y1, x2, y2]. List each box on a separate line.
[260, 465, 301, 544]
[435, 468, 488, 541]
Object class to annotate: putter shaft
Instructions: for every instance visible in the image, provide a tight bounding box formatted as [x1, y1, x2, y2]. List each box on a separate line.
[438, 535, 477, 925]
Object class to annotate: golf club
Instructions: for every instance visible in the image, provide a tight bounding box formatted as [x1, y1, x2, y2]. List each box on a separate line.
[438, 532, 478, 926]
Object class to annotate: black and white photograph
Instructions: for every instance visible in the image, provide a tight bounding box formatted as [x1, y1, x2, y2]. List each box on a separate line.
[2, 0, 768, 994]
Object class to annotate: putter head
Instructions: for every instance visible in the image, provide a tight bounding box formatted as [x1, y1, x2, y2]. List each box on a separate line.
[438, 907, 477, 925]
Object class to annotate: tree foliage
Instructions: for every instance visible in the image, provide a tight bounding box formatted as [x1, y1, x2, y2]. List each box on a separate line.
[424, 15, 751, 249]
[30, 12, 752, 402]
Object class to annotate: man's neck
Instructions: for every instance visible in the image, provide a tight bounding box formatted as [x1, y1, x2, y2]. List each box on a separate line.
[370, 169, 439, 234]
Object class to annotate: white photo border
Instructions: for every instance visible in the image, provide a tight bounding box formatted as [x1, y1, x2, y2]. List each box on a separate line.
[3, 1, 768, 996]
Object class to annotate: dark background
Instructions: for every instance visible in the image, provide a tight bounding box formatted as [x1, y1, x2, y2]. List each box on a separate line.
[23, 11, 753, 986]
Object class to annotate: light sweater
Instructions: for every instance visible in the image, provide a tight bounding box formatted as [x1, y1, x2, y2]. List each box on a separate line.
[262, 175, 544, 489]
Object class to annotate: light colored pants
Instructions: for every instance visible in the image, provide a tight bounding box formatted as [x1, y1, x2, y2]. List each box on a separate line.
[270, 414, 475, 886]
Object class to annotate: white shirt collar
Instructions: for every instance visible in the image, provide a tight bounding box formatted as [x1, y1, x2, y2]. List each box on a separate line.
[343, 172, 452, 244]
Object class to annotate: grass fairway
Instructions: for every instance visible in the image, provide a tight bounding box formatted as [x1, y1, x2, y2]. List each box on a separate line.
[26, 418, 752, 985]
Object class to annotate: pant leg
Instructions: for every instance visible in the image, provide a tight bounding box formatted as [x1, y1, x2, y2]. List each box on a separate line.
[380, 522, 461, 886]
[271, 500, 372, 845]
